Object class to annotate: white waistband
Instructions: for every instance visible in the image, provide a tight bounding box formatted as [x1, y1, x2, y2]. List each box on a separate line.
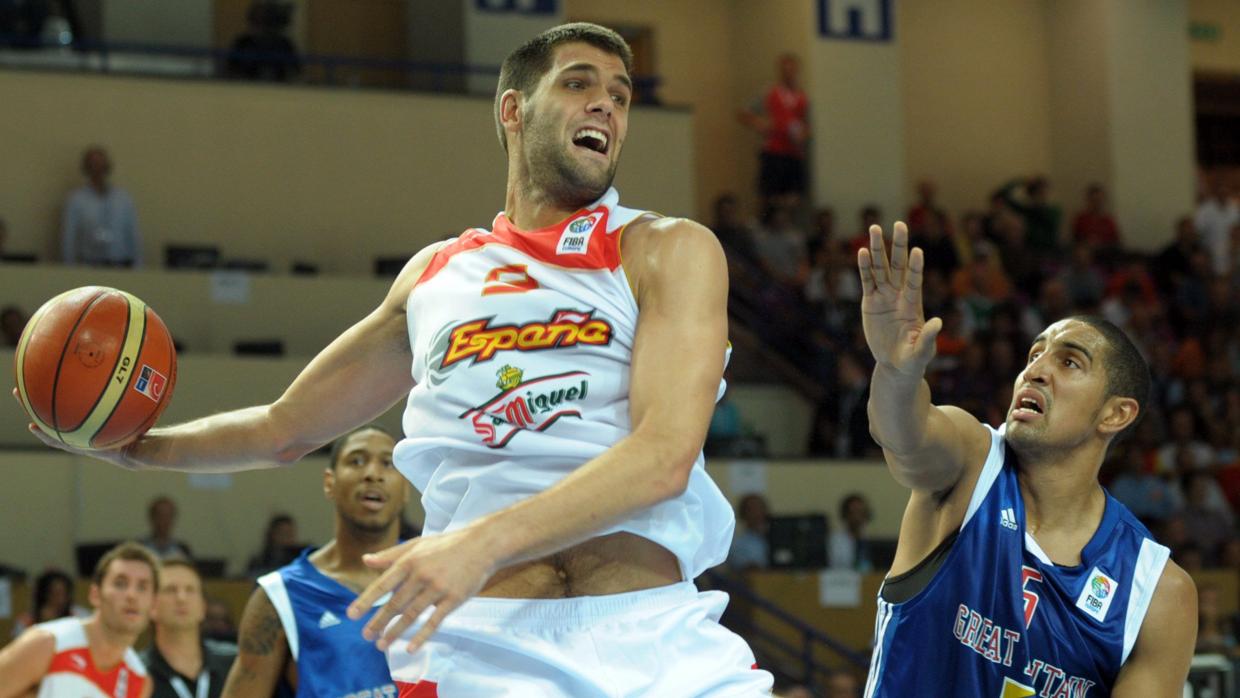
[442, 582, 700, 629]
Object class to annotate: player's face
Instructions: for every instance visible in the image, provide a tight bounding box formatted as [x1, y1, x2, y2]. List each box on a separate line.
[1006, 319, 1111, 455]
[519, 42, 631, 209]
[90, 559, 155, 637]
[152, 566, 205, 632]
[325, 430, 409, 534]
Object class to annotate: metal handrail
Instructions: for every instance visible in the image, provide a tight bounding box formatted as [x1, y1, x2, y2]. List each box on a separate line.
[703, 569, 869, 686]
[0, 34, 662, 95]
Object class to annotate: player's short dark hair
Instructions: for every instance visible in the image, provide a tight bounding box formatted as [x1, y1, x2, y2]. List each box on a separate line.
[493, 22, 633, 152]
[92, 541, 160, 590]
[1069, 315, 1150, 447]
[328, 424, 394, 469]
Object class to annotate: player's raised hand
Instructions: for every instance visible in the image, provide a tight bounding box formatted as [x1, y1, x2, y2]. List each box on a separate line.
[857, 222, 942, 377]
[348, 525, 498, 654]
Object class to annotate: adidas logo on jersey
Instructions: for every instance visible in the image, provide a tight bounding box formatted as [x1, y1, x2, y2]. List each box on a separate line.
[318, 611, 342, 629]
[1000, 507, 1018, 531]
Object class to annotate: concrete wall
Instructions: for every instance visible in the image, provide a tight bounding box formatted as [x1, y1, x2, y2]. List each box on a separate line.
[0, 450, 904, 577]
[0, 69, 694, 271]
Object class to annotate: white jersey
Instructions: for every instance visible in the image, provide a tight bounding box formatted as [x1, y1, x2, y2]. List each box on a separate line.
[35, 617, 148, 698]
[395, 187, 734, 578]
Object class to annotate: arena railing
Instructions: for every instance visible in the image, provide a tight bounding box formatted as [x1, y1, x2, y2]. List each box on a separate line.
[702, 569, 869, 689]
[0, 35, 662, 98]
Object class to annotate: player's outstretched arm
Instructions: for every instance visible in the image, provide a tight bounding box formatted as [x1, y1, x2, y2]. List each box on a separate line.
[1112, 561, 1197, 697]
[348, 218, 729, 653]
[221, 587, 293, 698]
[17, 243, 446, 473]
[859, 222, 989, 493]
[0, 627, 54, 698]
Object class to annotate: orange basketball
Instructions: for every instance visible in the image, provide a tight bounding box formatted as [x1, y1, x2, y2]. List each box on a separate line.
[13, 287, 177, 450]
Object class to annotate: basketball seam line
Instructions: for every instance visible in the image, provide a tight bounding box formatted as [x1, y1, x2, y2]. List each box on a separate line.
[62, 291, 137, 435]
[95, 309, 155, 448]
[49, 288, 108, 440]
[89, 303, 148, 447]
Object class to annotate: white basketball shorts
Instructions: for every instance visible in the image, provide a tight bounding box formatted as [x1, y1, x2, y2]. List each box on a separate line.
[386, 581, 773, 697]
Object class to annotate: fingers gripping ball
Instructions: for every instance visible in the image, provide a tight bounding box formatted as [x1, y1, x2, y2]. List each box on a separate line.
[14, 287, 177, 449]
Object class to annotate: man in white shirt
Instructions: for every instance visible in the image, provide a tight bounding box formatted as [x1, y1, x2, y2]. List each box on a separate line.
[1193, 178, 1238, 277]
[62, 145, 143, 267]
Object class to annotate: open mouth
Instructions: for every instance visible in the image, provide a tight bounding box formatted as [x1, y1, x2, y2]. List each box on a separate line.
[1012, 390, 1046, 420]
[572, 127, 609, 156]
[360, 491, 387, 512]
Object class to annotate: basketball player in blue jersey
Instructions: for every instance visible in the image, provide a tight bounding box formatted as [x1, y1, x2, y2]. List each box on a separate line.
[219, 426, 408, 697]
[21, 22, 770, 696]
[856, 222, 1195, 696]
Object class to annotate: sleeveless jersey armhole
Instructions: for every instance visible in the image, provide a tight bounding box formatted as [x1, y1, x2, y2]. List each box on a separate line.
[257, 571, 299, 662]
[962, 424, 1008, 528]
[1120, 538, 1171, 664]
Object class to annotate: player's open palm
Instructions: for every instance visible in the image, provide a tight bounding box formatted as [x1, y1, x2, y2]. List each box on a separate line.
[857, 222, 942, 377]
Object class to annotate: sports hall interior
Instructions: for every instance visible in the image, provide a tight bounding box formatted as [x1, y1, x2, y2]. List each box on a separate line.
[2, 0, 1239, 693]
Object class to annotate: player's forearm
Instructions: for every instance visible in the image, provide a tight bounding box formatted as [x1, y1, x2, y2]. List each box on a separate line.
[867, 363, 934, 455]
[124, 404, 296, 473]
[475, 429, 695, 567]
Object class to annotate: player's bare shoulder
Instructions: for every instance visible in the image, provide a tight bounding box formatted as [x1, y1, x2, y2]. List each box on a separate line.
[620, 215, 726, 300]
[390, 239, 455, 313]
[0, 625, 56, 696]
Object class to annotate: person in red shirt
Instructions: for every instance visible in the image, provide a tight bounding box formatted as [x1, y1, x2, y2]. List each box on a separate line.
[1071, 183, 1121, 255]
[738, 53, 810, 204]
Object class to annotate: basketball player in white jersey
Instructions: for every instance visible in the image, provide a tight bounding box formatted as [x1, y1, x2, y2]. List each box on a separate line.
[19, 23, 771, 696]
[0, 542, 157, 698]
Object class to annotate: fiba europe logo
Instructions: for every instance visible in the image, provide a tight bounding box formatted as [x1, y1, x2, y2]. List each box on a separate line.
[569, 217, 595, 234]
[1090, 576, 1111, 599]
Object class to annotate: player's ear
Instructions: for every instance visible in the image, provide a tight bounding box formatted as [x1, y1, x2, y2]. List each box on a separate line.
[88, 583, 101, 609]
[1097, 395, 1139, 437]
[323, 467, 335, 500]
[499, 89, 524, 139]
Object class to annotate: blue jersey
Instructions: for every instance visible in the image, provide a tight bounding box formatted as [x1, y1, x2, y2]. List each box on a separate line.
[258, 549, 395, 698]
[865, 426, 1169, 698]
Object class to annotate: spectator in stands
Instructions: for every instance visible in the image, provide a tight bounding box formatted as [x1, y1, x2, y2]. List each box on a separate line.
[202, 597, 238, 644]
[1179, 471, 1234, 562]
[738, 53, 809, 205]
[1153, 217, 1202, 295]
[1194, 176, 1238, 277]
[832, 352, 875, 458]
[226, 0, 301, 82]
[2, 305, 27, 346]
[728, 493, 770, 572]
[826, 670, 863, 698]
[1056, 244, 1106, 310]
[955, 211, 985, 267]
[1195, 585, 1238, 657]
[804, 239, 860, 336]
[907, 188, 959, 277]
[753, 200, 809, 290]
[140, 495, 193, 560]
[807, 206, 836, 260]
[142, 559, 237, 698]
[1107, 444, 1176, 527]
[829, 493, 873, 573]
[1155, 407, 1214, 475]
[998, 176, 1062, 261]
[847, 205, 882, 253]
[711, 193, 760, 265]
[1070, 183, 1121, 257]
[10, 568, 88, 637]
[61, 145, 142, 267]
[908, 180, 952, 238]
[245, 512, 301, 577]
[950, 245, 1011, 333]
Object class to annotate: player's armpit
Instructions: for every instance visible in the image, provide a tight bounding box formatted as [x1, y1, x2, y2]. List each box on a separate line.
[1111, 561, 1196, 698]
[221, 587, 291, 698]
[0, 628, 54, 698]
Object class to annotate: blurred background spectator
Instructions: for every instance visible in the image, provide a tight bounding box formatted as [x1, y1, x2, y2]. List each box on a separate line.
[61, 145, 142, 267]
